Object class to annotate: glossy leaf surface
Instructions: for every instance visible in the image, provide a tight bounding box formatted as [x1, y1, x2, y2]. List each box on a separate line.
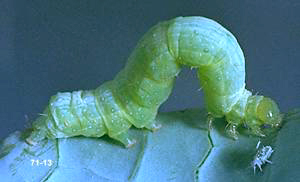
[1, 108, 299, 182]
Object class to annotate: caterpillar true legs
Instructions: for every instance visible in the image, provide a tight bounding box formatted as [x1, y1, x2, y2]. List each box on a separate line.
[26, 16, 282, 147]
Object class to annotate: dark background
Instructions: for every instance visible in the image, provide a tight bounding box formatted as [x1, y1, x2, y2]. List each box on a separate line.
[1, 0, 299, 139]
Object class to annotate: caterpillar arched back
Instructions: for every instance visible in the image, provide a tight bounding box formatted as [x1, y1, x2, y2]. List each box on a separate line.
[26, 16, 282, 148]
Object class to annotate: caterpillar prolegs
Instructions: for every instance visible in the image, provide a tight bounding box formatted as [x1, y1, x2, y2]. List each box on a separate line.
[26, 16, 282, 147]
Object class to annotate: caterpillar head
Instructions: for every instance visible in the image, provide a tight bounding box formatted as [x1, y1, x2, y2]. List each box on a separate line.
[256, 97, 282, 128]
[245, 95, 282, 137]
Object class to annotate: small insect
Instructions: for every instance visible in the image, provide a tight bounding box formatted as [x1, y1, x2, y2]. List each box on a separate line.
[26, 16, 282, 148]
[252, 140, 274, 173]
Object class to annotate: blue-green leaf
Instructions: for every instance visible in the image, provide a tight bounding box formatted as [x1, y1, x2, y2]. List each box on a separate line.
[1, 108, 299, 182]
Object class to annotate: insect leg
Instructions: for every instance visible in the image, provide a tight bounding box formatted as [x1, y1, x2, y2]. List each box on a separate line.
[94, 82, 134, 146]
[207, 112, 214, 131]
[225, 123, 239, 140]
[144, 122, 162, 132]
[26, 126, 47, 145]
[265, 160, 272, 164]
[110, 130, 136, 148]
[25, 113, 50, 145]
[249, 125, 266, 137]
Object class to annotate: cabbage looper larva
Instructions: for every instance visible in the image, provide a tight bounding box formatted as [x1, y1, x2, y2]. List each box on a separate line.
[26, 16, 282, 147]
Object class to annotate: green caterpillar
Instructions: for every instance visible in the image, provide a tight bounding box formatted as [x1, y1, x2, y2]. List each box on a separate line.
[26, 16, 282, 148]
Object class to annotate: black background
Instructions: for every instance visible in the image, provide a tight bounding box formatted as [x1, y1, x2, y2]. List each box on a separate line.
[1, 0, 299, 139]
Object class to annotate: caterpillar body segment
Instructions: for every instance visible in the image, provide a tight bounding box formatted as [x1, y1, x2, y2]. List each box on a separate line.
[26, 16, 281, 147]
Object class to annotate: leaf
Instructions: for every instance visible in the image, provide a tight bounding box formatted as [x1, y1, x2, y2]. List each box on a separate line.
[0, 108, 299, 182]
